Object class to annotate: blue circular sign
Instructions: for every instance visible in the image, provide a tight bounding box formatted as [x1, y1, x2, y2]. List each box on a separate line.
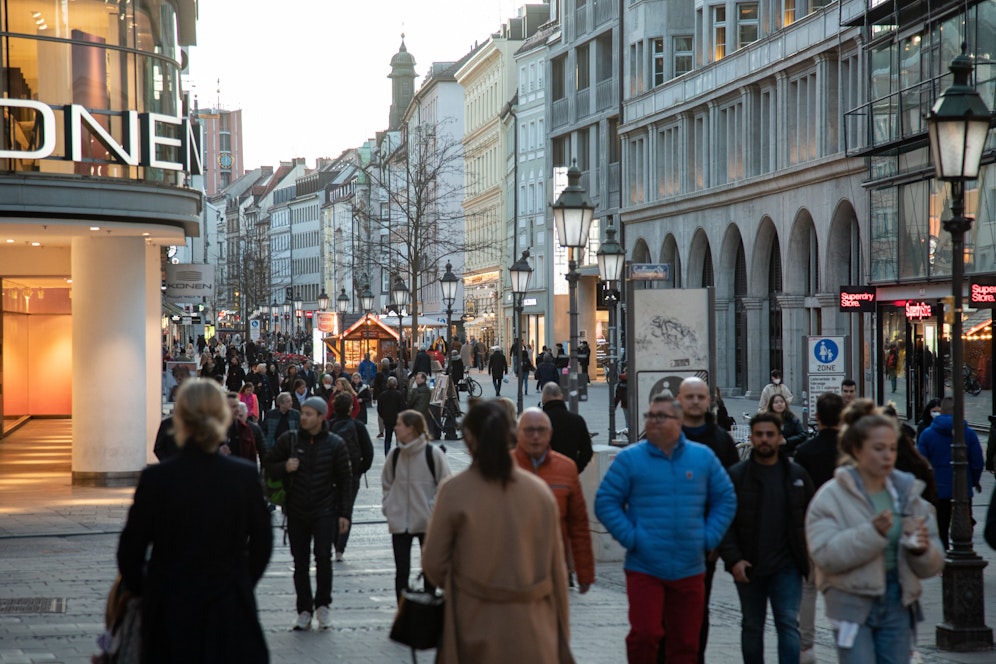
[814, 339, 839, 364]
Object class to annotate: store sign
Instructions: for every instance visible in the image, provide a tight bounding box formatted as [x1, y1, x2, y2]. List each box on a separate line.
[164, 264, 214, 301]
[969, 277, 996, 309]
[0, 99, 202, 175]
[839, 286, 876, 312]
[905, 301, 934, 320]
[316, 312, 337, 333]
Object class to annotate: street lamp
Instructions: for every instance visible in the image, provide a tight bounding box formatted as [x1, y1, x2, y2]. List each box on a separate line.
[360, 284, 375, 357]
[509, 250, 533, 414]
[260, 303, 270, 333]
[552, 159, 595, 414]
[597, 220, 625, 442]
[926, 46, 993, 652]
[317, 290, 330, 311]
[337, 287, 350, 313]
[441, 261, 459, 347]
[392, 276, 411, 369]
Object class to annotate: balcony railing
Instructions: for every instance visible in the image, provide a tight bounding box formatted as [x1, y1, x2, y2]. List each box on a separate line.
[552, 97, 569, 128]
[576, 88, 591, 119]
[844, 77, 941, 156]
[596, 79, 615, 111]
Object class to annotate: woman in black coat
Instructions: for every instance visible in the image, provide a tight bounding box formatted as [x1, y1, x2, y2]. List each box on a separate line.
[117, 379, 273, 663]
[767, 393, 807, 455]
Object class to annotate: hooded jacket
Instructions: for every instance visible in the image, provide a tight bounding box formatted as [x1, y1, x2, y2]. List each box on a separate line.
[381, 434, 452, 534]
[805, 467, 944, 620]
[595, 436, 737, 581]
[916, 414, 984, 499]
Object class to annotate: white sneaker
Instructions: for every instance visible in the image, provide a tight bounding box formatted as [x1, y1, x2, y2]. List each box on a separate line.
[335, 551, 344, 562]
[292, 610, 312, 631]
[800, 647, 815, 664]
[316, 605, 333, 630]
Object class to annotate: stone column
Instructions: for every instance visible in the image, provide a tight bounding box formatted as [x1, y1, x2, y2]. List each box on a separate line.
[743, 297, 766, 398]
[776, 295, 807, 397]
[71, 237, 160, 486]
[714, 296, 732, 388]
[816, 292, 843, 334]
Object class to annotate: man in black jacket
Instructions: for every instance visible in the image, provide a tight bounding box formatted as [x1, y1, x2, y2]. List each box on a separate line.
[377, 376, 406, 456]
[263, 396, 352, 632]
[791, 390, 843, 663]
[677, 376, 738, 664]
[541, 383, 593, 473]
[328, 393, 374, 562]
[720, 413, 814, 664]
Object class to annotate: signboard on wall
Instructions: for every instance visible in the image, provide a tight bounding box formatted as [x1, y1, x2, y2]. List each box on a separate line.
[625, 287, 715, 441]
[969, 277, 996, 309]
[839, 286, 876, 312]
[804, 335, 848, 422]
[164, 263, 214, 301]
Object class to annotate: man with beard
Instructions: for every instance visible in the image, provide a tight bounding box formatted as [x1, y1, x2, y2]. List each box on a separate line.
[719, 413, 814, 664]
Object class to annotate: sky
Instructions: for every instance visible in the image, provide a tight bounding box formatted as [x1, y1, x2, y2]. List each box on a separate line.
[188, 0, 523, 169]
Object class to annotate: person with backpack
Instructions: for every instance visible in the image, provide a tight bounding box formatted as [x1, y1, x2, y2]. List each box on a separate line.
[328, 393, 374, 562]
[381, 409, 451, 602]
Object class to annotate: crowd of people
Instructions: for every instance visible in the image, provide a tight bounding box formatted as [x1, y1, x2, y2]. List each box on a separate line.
[117, 339, 996, 663]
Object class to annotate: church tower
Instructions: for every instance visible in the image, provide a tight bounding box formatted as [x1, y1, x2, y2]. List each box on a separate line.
[388, 35, 417, 130]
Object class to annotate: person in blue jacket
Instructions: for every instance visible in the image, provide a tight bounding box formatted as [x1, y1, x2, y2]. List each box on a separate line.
[595, 392, 737, 664]
[916, 395, 985, 551]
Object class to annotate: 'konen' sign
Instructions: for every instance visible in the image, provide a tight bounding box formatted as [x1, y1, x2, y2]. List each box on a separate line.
[0, 99, 202, 175]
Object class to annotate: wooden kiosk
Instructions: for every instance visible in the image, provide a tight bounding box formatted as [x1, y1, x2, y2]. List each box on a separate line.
[323, 313, 401, 373]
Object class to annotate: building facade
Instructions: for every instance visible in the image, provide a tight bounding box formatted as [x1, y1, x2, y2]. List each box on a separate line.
[197, 106, 244, 196]
[619, 1, 867, 400]
[0, 0, 202, 484]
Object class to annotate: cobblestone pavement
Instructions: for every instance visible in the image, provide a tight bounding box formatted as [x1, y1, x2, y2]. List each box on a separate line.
[1, 379, 994, 662]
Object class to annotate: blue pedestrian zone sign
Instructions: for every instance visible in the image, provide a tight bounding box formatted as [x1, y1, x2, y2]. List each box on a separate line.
[814, 339, 838, 364]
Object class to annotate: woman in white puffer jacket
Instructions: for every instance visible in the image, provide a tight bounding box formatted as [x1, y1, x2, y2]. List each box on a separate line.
[381, 409, 452, 602]
[805, 399, 943, 663]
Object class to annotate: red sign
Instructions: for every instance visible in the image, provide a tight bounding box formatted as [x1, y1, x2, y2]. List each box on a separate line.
[969, 277, 996, 309]
[839, 286, 876, 312]
[316, 312, 336, 333]
[306, 310, 314, 318]
[905, 301, 933, 320]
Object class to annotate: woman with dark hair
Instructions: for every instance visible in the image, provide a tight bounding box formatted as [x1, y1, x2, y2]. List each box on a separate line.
[381, 409, 451, 600]
[422, 400, 574, 663]
[806, 399, 943, 663]
[266, 363, 281, 398]
[766, 393, 807, 454]
[117, 379, 272, 662]
[280, 365, 299, 394]
[883, 403, 938, 505]
[915, 398, 941, 443]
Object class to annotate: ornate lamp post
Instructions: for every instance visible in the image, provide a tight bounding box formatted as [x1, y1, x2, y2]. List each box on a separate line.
[260, 303, 270, 333]
[293, 292, 303, 334]
[597, 220, 625, 442]
[441, 261, 459, 347]
[552, 160, 595, 414]
[926, 47, 993, 652]
[336, 287, 350, 313]
[282, 297, 291, 334]
[317, 290, 330, 311]
[360, 284, 375, 357]
[271, 300, 279, 331]
[392, 276, 411, 369]
[509, 250, 533, 414]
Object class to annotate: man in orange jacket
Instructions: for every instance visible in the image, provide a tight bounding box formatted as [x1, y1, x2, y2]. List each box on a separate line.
[513, 407, 595, 593]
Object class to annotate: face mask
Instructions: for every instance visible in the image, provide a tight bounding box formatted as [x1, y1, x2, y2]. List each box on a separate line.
[773, 379, 781, 385]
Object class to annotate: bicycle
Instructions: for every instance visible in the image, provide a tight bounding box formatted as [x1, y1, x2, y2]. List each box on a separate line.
[457, 375, 482, 398]
[943, 363, 983, 395]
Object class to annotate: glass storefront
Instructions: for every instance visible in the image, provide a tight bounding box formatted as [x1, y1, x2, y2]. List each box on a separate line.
[1, 0, 183, 183]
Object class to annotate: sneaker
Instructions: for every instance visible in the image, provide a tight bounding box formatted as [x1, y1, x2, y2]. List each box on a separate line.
[315, 605, 333, 631]
[335, 551, 344, 562]
[293, 610, 312, 631]
[800, 647, 815, 664]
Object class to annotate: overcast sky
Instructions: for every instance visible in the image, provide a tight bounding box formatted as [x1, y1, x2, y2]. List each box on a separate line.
[187, 0, 521, 170]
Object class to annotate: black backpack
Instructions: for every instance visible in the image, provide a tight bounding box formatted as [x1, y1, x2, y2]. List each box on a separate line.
[390, 443, 446, 483]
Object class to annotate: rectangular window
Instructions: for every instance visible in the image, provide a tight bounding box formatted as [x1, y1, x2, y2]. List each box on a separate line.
[673, 36, 693, 77]
[652, 38, 665, 87]
[783, 0, 796, 26]
[713, 7, 727, 60]
[738, 3, 759, 49]
[577, 44, 590, 90]
[552, 55, 567, 101]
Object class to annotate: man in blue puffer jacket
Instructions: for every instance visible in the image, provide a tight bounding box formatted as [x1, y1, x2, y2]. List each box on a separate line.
[916, 395, 984, 551]
[596, 393, 736, 664]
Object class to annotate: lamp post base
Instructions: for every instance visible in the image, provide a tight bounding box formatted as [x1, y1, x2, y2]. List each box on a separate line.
[937, 554, 993, 651]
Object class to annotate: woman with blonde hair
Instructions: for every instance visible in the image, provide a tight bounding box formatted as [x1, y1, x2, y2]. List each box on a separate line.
[328, 376, 360, 419]
[117, 378, 272, 662]
[422, 400, 574, 663]
[805, 399, 943, 663]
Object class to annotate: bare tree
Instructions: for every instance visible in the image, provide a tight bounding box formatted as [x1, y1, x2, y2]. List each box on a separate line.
[353, 120, 487, 353]
[232, 210, 271, 341]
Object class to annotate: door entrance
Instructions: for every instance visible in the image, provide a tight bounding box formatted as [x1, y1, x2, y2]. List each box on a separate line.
[907, 319, 943, 420]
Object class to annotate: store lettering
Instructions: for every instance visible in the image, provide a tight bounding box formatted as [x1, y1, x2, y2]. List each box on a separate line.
[970, 283, 996, 303]
[0, 99, 202, 176]
[905, 301, 933, 320]
[840, 291, 875, 308]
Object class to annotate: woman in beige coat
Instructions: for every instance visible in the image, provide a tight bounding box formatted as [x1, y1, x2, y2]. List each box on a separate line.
[422, 400, 574, 664]
[806, 400, 943, 663]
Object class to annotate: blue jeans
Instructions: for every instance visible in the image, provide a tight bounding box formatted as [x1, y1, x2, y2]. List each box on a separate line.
[735, 564, 802, 663]
[835, 572, 911, 664]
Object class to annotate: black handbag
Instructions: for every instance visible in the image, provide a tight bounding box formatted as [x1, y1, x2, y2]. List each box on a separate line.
[389, 589, 444, 653]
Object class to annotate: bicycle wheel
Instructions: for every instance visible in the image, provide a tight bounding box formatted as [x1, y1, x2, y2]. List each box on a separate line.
[467, 377, 482, 398]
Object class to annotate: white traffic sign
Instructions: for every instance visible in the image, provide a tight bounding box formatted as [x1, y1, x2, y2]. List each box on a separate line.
[808, 336, 845, 374]
[250, 319, 261, 341]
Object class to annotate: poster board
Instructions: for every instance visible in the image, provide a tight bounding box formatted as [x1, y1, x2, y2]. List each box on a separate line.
[625, 287, 715, 441]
